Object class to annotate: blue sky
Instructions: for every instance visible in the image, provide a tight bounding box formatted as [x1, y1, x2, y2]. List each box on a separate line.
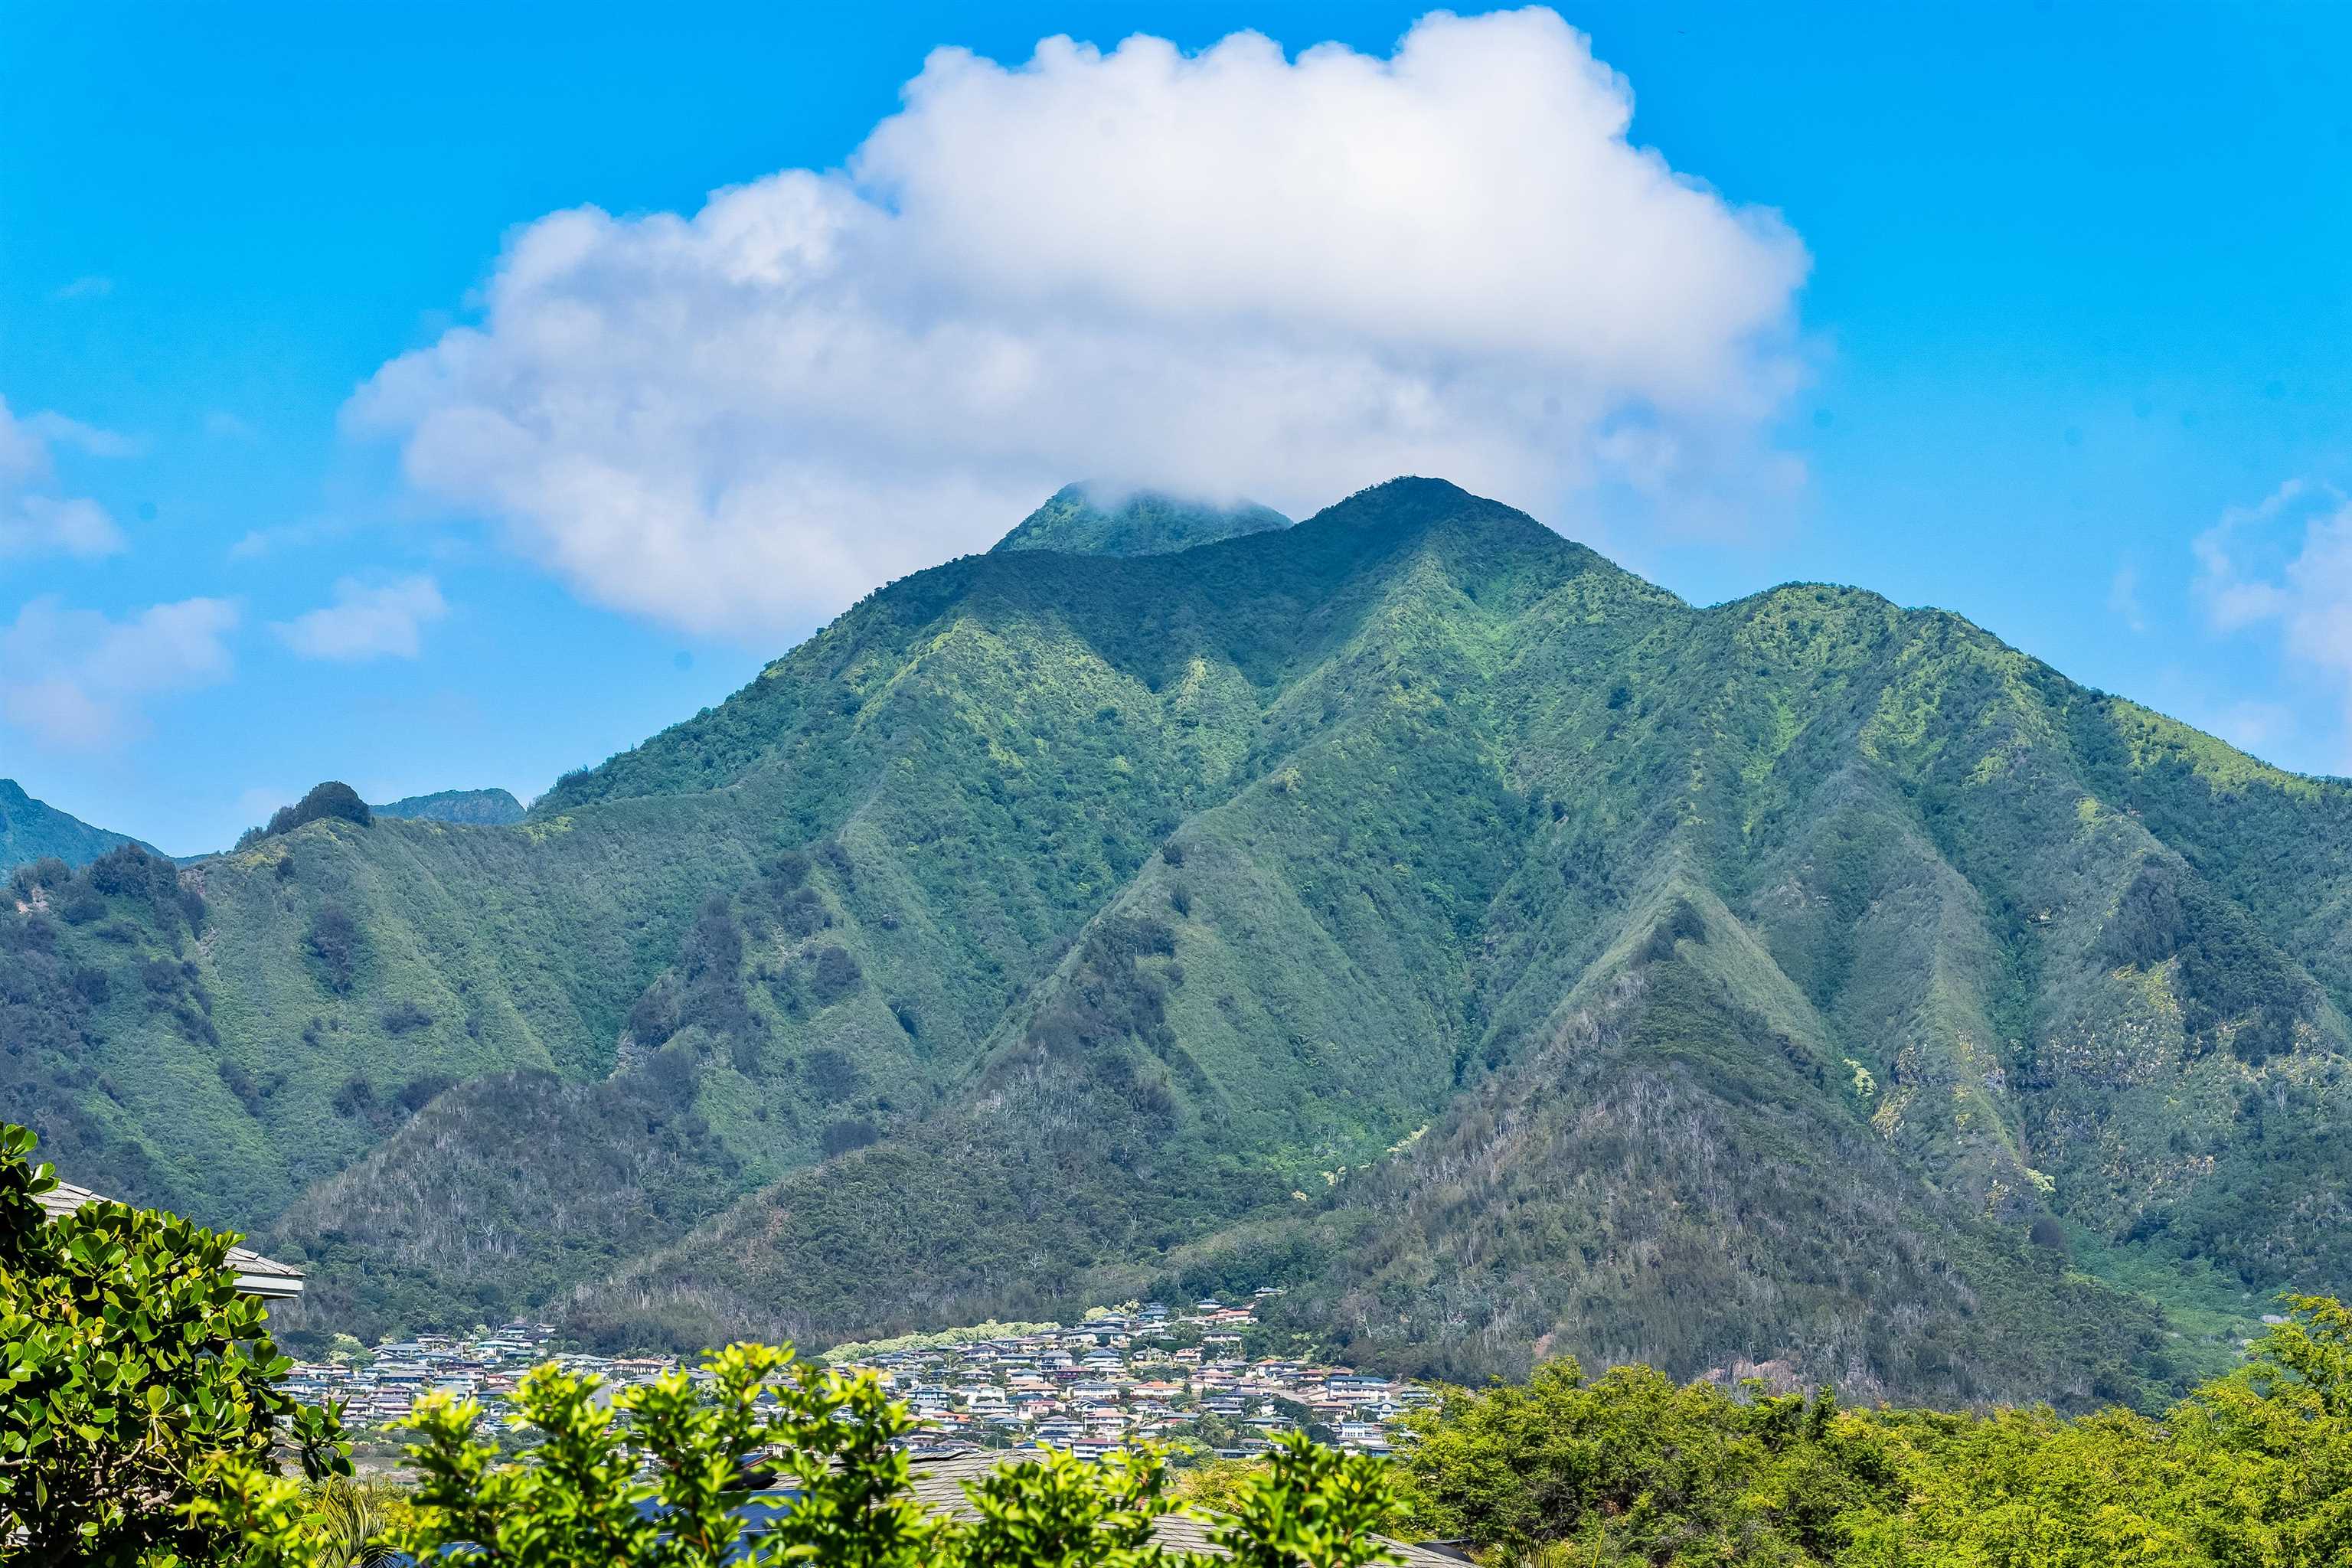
[5, 2, 2350, 854]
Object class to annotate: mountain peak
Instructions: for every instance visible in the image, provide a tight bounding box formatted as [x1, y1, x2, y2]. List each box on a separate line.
[990, 483, 1291, 558]
[36, 472, 2352, 1410]
[1303, 475, 1524, 537]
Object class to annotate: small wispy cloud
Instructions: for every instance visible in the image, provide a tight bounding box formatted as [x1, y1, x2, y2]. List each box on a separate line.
[230, 527, 292, 560]
[51, 276, 114, 302]
[273, 574, 449, 661]
[228, 514, 355, 560]
[2, 496, 122, 560]
[0, 396, 136, 561]
[0, 596, 240, 749]
[2207, 699, 2296, 754]
[204, 410, 256, 440]
[2195, 479, 2352, 770]
[2107, 561, 2146, 632]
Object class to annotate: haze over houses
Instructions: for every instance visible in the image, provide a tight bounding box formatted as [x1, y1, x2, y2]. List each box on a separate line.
[292, 1290, 1428, 1460]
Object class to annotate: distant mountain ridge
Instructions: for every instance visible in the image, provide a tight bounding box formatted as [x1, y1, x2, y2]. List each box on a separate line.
[990, 484, 1290, 557]
[371, 789, 526, 825]
[0, 779, 153, 873]
[9, 476, 2352, 1414]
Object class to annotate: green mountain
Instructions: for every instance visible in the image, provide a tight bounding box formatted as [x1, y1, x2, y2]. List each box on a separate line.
[991, 484, 1290, 557]
[371, 789, 527, 826]
[0, 779, 153, 873]
[7, 478, 2349, 1410]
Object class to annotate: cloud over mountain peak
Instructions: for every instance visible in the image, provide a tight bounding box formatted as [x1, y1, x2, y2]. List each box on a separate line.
[351, 8, 1807, 637]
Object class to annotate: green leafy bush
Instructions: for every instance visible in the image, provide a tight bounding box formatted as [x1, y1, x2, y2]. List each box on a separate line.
[263, 784, 372, 841]
[13, 1112, 2352, 1568]
[388, 1343, 1405, 1568]
[0, 1123, 348, 1564]
[1400, 1295, 2352, 1566]
[0, 1131, 1402, 1566]
[303, 904, 363, 995]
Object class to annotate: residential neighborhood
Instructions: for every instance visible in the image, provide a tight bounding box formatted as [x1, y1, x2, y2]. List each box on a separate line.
[289, 1291, 1431, 1463]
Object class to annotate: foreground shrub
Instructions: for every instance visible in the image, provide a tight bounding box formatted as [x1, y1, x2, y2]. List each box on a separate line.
[0, 1124, 348, 1565]
[1400, 1297, 2352, 1567]
[17, 1109, 2352, 1568]
[384, 1341, 1404, 1568]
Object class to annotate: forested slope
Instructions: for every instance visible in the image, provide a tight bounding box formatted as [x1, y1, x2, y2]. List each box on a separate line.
[6, 477, 2349, 1405]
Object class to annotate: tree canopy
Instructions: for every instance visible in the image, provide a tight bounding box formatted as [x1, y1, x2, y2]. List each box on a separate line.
[234, 783, 371, 851]
[0, 1124, 347, 1565]
[1397, 1298, 2352, 1566]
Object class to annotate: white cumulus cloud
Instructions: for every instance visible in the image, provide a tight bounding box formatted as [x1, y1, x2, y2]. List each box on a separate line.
[2194, 480, 2352, 770]
[349, 7, 1808, 637]
[273, 574, 449, 661]
[0, 395, 136, 562]
[0, 596, 240, 750]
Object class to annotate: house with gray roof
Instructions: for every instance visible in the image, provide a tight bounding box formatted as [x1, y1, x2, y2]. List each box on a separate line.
[36, 1180, 304, 1299]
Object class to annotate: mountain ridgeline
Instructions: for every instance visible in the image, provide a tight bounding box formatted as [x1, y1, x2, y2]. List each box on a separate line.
[0, 779, 155, 871]
[8, 478, 2351, 1410]
[990, 485, 1292, 557]
[371, 789, 527, 826]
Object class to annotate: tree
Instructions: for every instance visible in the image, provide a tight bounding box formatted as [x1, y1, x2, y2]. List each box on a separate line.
[951, 1445, 1168, 1568]
[304, 904, 362, 995]
[0, 1123, 348, 1565]
[263, 784, 372, 841]
[299, 1477, 407, 1568]
[2169, 1293, 2352, 1567]
[1205, 1433, 1402, 1568]
[394, 1341, 1405, 1568]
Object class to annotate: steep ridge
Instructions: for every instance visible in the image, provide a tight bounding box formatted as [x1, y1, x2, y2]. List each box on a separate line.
[274, 482, 1612, 1338]
[556, 500, 2352, 1402]
[1213, 580, 2352, 1403]
[0, 779, 153, 872]
[6, 478, 2349, 1405]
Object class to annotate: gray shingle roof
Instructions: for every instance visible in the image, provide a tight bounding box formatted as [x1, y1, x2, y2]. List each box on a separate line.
[36, 1181, 305, 1298]
[904, 1447, 1462, 1566]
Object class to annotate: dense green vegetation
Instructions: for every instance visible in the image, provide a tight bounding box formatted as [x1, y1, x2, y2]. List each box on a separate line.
[7, 477, 2352, 1403]
[369, 788, 525, 826]
[0, 1119, 1406, 1567]
[1393, 1294, 2352, 1565]
[0, 1124, 348, 1563]
[0, 778, 152, 874]
[2, 847, 214, 1213]
[11, 1123, 2352, 1567]
[990, 484, 1291, 557]
[382, 1348, 1402, 1568]
[235, 783, 372, 851]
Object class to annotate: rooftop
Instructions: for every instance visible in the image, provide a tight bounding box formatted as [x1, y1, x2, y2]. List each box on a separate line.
[37, 1181, 305, 1298]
